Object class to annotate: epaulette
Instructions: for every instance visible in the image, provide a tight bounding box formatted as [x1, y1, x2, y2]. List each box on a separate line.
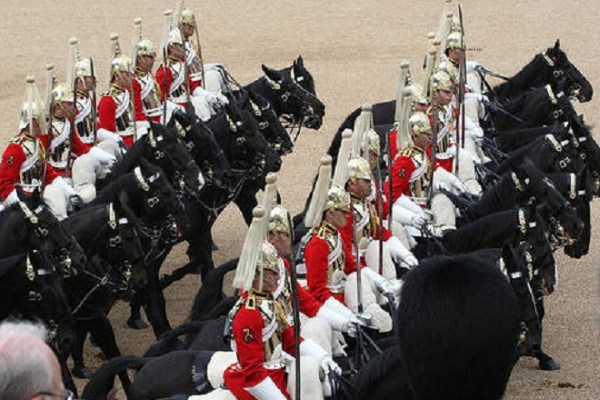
[317, 221, 336, 239]
[10, 134, 33, 145]
[245, 293, 256, 310]
[105, 84, 125, 97]
[135, 67, 146, 78]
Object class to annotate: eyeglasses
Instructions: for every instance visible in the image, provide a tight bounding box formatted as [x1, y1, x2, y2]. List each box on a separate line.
[34, 389, 76, 400]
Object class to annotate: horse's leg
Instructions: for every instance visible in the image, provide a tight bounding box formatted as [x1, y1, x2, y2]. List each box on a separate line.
[127, 290, 150, 330]
[88, 314, 133, 390]
[142, 254, 173, 339]
[70, 318, 93, 378]
[532, 289, 560, 371]
[129, 351, 198, 400]
[233, 187, 258, 226]
[57, 351, 79, 397]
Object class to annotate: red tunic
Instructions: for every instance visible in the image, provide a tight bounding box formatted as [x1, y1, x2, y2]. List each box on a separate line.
[280, 258, 322, 318]
[304, 230, 355, 304]
[97, 85, 146, 148]
[38, 118, 91, 176]
[224, 294, 298, 399]
[388, 128, 399, 162]
[384, 155, 415, 205]
[155, 59, 201, 108]
[0, 135, 58, 200]
[132, 78, 161, 123]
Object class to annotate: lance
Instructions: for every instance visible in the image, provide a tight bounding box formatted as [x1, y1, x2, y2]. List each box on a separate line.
[192, 16, 206, 89]
[41, 64, 56, 191]
[375, 163, 385, 276]
[90, 58, 98, 145]
[286, 211, 301, 400]
[63, 81, 77, 178]
[459, 4, 467, 151]
[427, 104, 439, 210]
[350, 197, 365, 316]
[386, 127, 393, 231]
[162, 46, 169, 123]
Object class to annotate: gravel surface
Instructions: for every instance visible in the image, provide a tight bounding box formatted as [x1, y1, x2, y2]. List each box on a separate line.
[1, 1, 599, 398]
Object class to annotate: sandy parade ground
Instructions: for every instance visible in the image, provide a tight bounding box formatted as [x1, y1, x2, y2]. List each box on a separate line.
[1, 0, 599, 398]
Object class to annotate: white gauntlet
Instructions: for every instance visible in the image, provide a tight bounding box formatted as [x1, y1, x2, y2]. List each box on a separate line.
[384, 236, 418, 268]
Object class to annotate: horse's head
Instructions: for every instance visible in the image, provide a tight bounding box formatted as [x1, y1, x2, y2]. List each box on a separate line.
[23, 250, 75, 355]
[261, 64, 325, 130]
[535, 177, 584, 246]
[223, 101, 282, 177]
[104, 202, 148, 291]
[546, 39, 593, 102]
[146, 123, 204, 197]
[132, 159, 186, 239]
[290, 55, 316, 95]
[246, 90, 294, 156]
[20, 203, 88, 278]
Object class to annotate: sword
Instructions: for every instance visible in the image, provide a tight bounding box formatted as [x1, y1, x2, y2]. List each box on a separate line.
[350, 198, 365, 316]
[63, 82, 77, 177]
[386, 127, 393, 231]
[286, 211, 301, 400]
[162, 47, 169, 123]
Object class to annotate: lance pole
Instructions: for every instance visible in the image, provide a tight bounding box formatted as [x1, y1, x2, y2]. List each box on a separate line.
[286, 211, 301, 400]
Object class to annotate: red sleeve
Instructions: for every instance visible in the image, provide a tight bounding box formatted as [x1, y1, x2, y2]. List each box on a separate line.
[72, 128, 91, 156]
[189, 76, 201, 93]
[283, 259, 323, 318]
[0, 144, 25, 200]
[281, 325, 301, 356]
[337, 213, 361, 274]
[231, 307, 268, 387]
[384, 156, 414, 204]
[304, 236, 335, 304]
[130, 80, 147, 122]
[155, 65, 172, 103]
[97, 96, 117, 133]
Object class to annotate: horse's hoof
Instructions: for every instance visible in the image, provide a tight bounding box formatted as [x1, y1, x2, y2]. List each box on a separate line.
[127, 317, 149, 330]
[539, 357, 561, 371]
[211, 240, 220, 251]
[72, 365, 93, 379]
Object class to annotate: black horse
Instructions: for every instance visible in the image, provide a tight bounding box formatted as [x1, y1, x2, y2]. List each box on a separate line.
[336, 250, 519, 400]
[482, 40, 593, 104]
[0, 194, 88, 277]
[0, 251, 74, 356]
[62, 201, 147, 386]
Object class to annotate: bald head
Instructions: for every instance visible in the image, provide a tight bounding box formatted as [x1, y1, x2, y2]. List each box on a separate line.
[0, 321, 63, 400]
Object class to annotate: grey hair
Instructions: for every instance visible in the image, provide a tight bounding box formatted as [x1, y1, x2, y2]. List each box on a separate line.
[0, 320, 55, 400]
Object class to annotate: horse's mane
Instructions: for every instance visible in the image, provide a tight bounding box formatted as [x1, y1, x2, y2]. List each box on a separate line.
[443, 208, 519, 253]
[494, 53, 547, 97]
[349, 345, 408, 399]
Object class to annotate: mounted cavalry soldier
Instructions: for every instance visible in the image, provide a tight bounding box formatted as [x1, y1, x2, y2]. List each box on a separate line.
[97, 34, 149, 148]
[224, 207, 340, 400]
[176, 3, 204, 89]
[131, 18, 163, 123]
[0, 77, 58, 204]
[70, 39, 97, 145]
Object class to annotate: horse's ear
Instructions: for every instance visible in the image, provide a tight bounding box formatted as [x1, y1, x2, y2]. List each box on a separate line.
[296, 55, 304, 67]
[262, 64, 283, 82]
[554, 39, 560, 52]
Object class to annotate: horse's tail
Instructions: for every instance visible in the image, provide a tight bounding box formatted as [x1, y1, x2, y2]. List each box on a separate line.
[81, 356, 148, 400]
[143, 321, 205, 357]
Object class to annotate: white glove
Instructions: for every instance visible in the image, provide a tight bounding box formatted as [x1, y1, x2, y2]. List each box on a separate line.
[245, 376, 287, 400]
[393, 194, 426, 216]
[434, 168, 467, 193]
[434, 180, 450, 192]
[466, 61, 482, 73]
[4, 189, 20, 206]
[96, 128, 123, 143]
[362, 267, 391, 294]
[135, 120, 150, 140]
[392, 205, 428, 227]
[384, 236, 418, 268]
[465, 92, 489, 103]
[299, 338, 341, 375]
[322, 297, 353, 320]
[316, 302, 352, 332]
[52, 176, 78, 197]
[88, 146, 116, 166]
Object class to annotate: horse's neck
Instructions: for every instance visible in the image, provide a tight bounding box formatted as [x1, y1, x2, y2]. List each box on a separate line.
[245, 78, 281, 114]
[496, 54, 549, 98]
[64, 206, 109, 250]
